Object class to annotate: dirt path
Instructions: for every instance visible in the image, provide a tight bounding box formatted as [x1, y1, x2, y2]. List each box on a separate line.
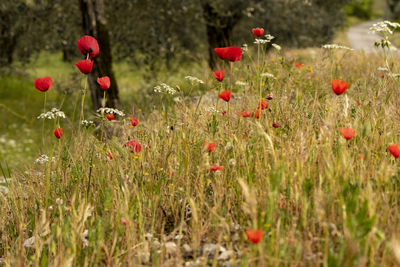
[346, 19, 382, 53]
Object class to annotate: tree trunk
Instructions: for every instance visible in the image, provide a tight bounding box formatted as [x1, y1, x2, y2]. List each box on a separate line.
[201, 1, 242, 70]
[79, 0, 120, 110]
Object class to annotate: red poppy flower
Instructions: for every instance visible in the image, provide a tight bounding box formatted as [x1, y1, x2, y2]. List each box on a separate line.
[294, 62, 303, 68]
[130, 117, 139, 127]
[388, 144, 400, 158]
[213, 70, 225, 82]
[331, 79, 349, 95]
[75, 59, 93, 74]
[221, 110, 227, 115]
[214, 47, 227, 60]
[339, 127, 356, 140]
[209, 163, 224, 171]
[254, 108, 261, 119]
[224, 46, 242, 62]
[97, 76, 110, 91]
[107, 152, 113, 160]
[77, 35, 99, 58]
[245, 230, 264, 244]
[272, 123, 279, 128]
[258, 99, 268, 110]
[252, 28, 264, 37]
[218, 90, 232, 102]
[124, 140, 142, 153]
[105, 113, 115, 121]
[266, 94, 273, 100]
[205, 141, 216, 152]
[239, 111, 253, 117]
[34, 77, 52, 92]
[53, 128, 63, 139]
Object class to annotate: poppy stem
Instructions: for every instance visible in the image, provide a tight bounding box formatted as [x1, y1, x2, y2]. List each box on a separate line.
[102, 91, 106, 108]
[42, 92, 47, 145]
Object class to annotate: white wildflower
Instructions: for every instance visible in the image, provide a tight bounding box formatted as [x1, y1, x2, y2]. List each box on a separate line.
[265, 34, 275, 41]
[0, 185, 9, 195]
[389, 73, 400, 78]
[153, 83, 176, 95]
[322, 44, 354, 50]
[242, 44, 248, 52]
[24, 237, 36, 248]
[96, 107, 125, 117]
[369, 20, 400, 35]
[224, 142, 233, 151]
[229, 158, 236, 166]
[37, 108, 66, 120]
[56, 198, 63, 205]
[272, 44, 281, 51]
[235, 81, 247, 86]
[81, 229, 89, 248]
[173, 97, 182, 103]
[377, 67, 389, 72]
[34, 154, 55, 164]
[185, 76, 204, 84]
[260, 72, 276, 79]
[81, 120, 95, 127]
[207, 106, 218, 113]
[254, 39, 270, 45]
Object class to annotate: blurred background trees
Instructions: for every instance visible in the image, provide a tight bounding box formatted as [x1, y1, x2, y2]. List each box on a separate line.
[0, 0, 392, 108]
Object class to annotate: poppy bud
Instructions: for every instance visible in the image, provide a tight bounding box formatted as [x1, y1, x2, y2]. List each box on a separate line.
[53, 128, 63, 139]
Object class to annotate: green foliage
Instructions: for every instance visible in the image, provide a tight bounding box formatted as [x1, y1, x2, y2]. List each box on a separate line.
[345, 0, 374, 19]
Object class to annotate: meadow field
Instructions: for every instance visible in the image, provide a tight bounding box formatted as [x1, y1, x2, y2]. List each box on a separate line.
[2, 23, 400, 266]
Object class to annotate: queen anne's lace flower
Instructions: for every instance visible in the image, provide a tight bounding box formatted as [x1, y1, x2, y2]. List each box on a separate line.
[185, 76, 204, 84]
[154, 83, 176, 95]
[322, 44, 354, 50]
[96, 108, 125, 116]
[37, 108, 66, 120]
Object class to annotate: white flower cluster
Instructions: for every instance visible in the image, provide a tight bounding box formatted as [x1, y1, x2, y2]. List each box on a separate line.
[185, 76, 204, 84]
[96, 108, 125, 116]
[254, 39, 269, 45]
[81, 120, 95, 127]
[235, 81, 247, 86]
[322, 44, 354, 50]
[377, 67, 389, 72]
[369, 20, 400, 35]
[272, 44, 281, 51]
[154, 83, 176, 95]
[37, 108, 66, 120]
[34, 154, 55, 164]
[260, 72, 276, 79]
[242, 44, 248, 52]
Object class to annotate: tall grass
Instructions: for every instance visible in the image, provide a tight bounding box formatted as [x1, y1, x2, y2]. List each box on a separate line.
[1, 45, 400, 266]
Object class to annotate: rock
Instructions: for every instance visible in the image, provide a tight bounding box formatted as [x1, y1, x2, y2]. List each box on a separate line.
[203, 243, 226, 259]
[165, 242, 178, 254]
[218, 250, 234, 261]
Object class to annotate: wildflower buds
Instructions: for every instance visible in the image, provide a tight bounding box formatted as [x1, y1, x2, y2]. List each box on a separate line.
[53, 128, 63, 139]
[34, 77, 52, 92]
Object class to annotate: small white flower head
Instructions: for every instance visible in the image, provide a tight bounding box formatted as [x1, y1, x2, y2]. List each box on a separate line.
[24, 237, 36, 248]
[55, 198, 63, 205]
[377, 67, 389, 72]
[272, 44, 281, 51]
[35, 154, 55, 164]
[81, 229, 89, 248]
[185, 76, 204, 85]
[96, 108, 125, 117]
[207, 106, 219, 113]
[265, 34, 275, 41]
[229, 158, 236, 166]
[369, 20, 400, 35]
[242, 44, 248, 52]
[153, 83, 176, 95]
[235, 81, 247, 86]
[173, 97, 182, 103]
[37, 108, 66, 120]
[224, 142, 233, 151]
[254, 39, 270, 45]
[322, 44, 354, 50]
[260, 72, 276, 79]
[81, 120, 95, 127]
